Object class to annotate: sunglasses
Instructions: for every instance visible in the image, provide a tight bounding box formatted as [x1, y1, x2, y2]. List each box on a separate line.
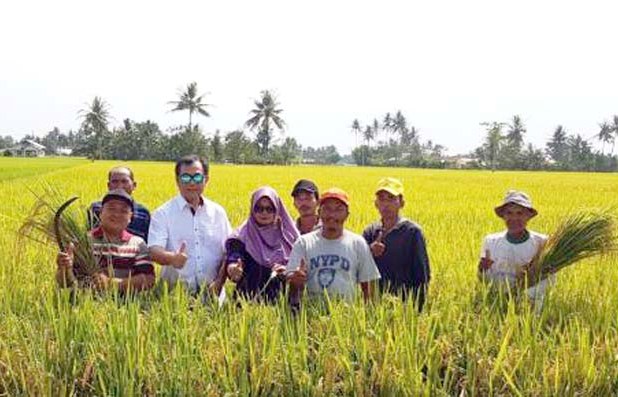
[179, 173, 205, 185]
[254, 205, 276, 214]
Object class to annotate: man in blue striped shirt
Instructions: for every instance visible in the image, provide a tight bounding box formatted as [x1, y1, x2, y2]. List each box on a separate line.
[87, 166, 151, 242]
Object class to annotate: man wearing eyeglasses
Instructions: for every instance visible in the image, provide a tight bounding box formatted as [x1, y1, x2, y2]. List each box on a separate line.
[87, 166, 151, 242]
[148, 155, 233, 295]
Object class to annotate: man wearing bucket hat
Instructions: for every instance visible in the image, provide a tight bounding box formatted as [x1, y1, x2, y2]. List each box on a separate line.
[478, 190, 551, 308]
[362, 177, 431, 312]
[286, 187, 381, 302]
[56, 189, 156, 292]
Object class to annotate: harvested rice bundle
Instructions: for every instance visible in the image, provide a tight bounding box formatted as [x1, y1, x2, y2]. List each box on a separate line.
[19, 184, 99, 285]
[523, 209, 618, 287]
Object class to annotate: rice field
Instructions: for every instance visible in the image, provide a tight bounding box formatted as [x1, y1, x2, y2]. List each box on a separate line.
[1, 157, 618, 395]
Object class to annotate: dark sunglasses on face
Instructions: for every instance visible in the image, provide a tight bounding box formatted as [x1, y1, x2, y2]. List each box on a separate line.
[254, 205, 276, 214]
[179, 173, 205, 185]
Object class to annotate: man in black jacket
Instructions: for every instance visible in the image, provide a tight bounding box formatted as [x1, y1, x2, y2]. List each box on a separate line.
[362, 177, 430, 312]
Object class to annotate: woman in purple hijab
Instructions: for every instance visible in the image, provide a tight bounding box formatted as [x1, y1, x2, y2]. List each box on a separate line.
[225, 186, 300, 302]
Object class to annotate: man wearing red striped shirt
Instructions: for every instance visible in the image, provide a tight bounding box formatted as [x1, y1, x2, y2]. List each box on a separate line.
[56, 189, 155, 292]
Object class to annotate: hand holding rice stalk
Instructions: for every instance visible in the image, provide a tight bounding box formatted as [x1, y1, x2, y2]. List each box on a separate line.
[522, 209, 618, 288]
[19, 183, 99, 286]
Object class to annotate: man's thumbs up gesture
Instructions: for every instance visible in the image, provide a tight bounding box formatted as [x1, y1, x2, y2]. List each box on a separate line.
[287, 258, 308, 289]
[171, 241, 188, 269]
[479, 249, 494, 272]
[370, 230, 386, 257]
[227, 257, 244, 282]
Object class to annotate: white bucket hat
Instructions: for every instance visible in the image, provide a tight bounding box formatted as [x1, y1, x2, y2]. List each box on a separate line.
[494, 190, 537, 218]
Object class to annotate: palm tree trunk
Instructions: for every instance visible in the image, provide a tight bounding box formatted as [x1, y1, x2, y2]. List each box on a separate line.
[188, 111, 193, 131]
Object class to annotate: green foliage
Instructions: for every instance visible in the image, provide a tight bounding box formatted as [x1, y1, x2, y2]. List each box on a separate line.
[224, 130, 257, 164]
[77, 96, 111, 160]
[245, 90, 285, 157]
[168, 82, 211, 131]
[302, 145, 341, 164]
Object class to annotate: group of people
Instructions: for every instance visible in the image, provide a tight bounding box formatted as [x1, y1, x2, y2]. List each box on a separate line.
[56, 154, 549, 311]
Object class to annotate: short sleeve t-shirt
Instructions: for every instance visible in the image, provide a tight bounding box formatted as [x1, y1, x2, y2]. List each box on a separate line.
[286, 229, 381, 301]
[480, 230, 550, 300]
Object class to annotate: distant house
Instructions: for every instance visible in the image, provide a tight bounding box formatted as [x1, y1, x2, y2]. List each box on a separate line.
[445, 155, 477, 169]
[55, 147, 73, 156]
[7, 140, 47, 157]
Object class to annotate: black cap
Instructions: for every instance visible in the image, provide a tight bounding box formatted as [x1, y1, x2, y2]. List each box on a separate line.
[291, 179, 319, 199]
[102, 189, 134, 208]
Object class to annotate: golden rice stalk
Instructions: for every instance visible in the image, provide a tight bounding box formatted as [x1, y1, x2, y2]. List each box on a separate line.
[19, 183, 99, 282]
[524, 209, 618, 287]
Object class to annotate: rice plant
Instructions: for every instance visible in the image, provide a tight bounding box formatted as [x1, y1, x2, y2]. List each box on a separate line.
[524, 209, 618, 287]
[1, 158, 618, 395]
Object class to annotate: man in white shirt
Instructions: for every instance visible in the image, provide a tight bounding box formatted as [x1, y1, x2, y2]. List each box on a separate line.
[286, 188, 381, 302]
[148, 155, 232, 295]
[478, 190, 551, 308]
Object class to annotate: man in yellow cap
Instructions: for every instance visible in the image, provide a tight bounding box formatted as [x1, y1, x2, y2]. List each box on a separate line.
[362, 177, 431, 311]
[286, 187, 381, 303]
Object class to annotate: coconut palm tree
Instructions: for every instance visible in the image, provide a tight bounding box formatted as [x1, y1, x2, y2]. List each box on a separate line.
[362, 125, 375, 147]
[372, 118, 380, 143]
[245, 90, 285, 156]
[169, 82, 210, 131]
[610, 115, 618, 155]
[78, 96, 111, 160]
[393, 111, 409, 145]
[506, 115, 526, 149]
[480, 121, 506, 171]
[382, 113, 393, 136]
[351, 119, 361, 148]
[597, 121, 613, 155]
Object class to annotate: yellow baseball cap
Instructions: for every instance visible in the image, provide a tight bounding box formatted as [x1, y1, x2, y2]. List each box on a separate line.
[376, 177, 404, 196]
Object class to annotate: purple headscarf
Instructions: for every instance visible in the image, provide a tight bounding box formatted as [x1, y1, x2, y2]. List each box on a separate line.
[228, 186, 300, 268]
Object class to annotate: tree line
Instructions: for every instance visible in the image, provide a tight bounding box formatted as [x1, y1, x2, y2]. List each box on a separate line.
[1, 82, 617, 171]
[348, 111, 445, 168]
[1, 83, 341, 165]
[473, 115, 618, 172]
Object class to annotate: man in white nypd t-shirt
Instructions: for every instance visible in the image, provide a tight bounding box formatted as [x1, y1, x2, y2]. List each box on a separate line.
[286, 188, 381, 302]
[478, 190, 552, 307]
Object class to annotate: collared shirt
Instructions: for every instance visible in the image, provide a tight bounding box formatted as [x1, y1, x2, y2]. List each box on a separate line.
[363, 218, 431, 304]
[148, 194, 232, 293]
[88, 201, 151, 242]
[88, 226, 154, 278]
[295, 217, 322, 235]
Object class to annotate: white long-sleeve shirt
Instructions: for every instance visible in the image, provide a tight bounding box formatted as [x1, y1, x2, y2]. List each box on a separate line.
[148, 194, 232, 293]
